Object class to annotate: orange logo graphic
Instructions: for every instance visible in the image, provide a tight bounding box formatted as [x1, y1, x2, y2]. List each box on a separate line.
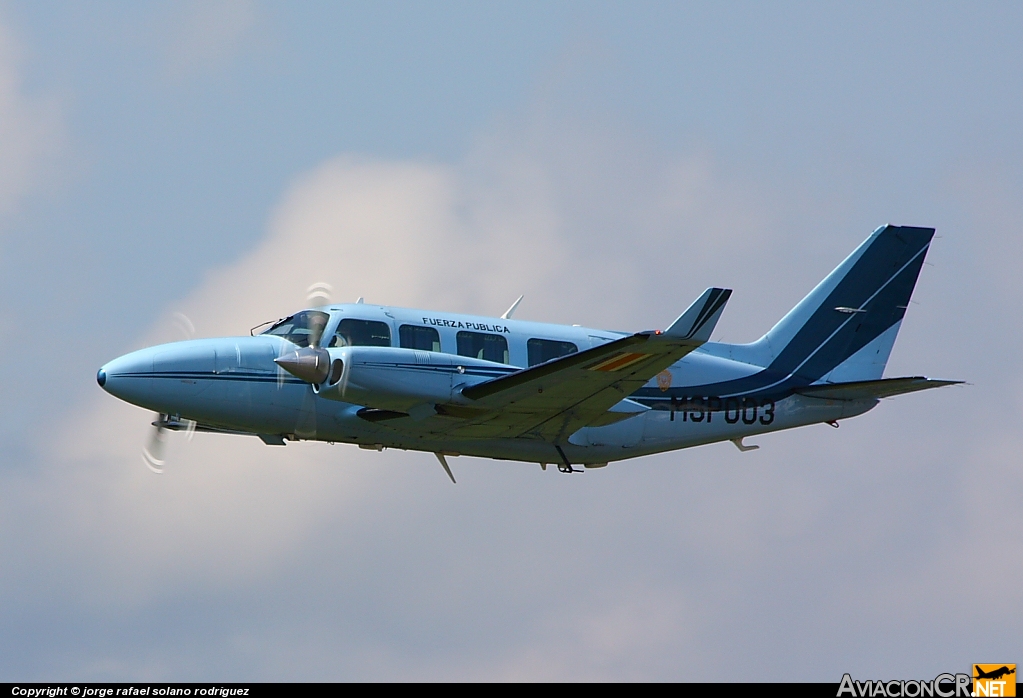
[973, 665, 1016, 697]
[656, 370, 673, 392]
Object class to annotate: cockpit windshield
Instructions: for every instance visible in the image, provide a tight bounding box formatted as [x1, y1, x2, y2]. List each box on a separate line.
[262, 310, 330, 347]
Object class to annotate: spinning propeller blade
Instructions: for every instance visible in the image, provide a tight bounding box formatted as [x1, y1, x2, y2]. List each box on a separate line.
[141, 413, 196, 473]
[142, 413, 167, 473]
[275, 337, 290, 390]
[306, 282, 333, 309]
[170, 312, 195, 340]
[140, 314, 198, 471]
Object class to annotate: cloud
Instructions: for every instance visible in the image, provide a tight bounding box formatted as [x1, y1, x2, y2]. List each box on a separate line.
[2, 105, 1021, 680]
[0, 17, 61, 219]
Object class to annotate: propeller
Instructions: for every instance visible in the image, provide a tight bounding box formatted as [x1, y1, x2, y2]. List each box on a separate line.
[304, 282, 332, 350]
[140, 314, 197, 473]
[269, 282, 334, 389]
[273, 282, 336, 439]
[275, 336, 292, 390]
[274, 281, 333, 384]
[283, 319, 329, 439]
[306, 282, 333, 308]
[142, 413, 168, 473]
[141, 413, 196, 474]
[171, 311, 195, 340]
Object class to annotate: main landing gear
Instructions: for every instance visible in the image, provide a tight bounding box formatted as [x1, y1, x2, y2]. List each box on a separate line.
[554, 445, 583, 474]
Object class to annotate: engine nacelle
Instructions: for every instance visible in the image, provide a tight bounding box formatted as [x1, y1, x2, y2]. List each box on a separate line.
[313, 346, 506, 413]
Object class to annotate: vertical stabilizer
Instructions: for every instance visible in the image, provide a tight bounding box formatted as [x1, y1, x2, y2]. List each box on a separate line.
[729, 225, 934, 384]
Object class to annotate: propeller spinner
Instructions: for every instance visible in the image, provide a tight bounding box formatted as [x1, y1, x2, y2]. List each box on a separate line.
[274, 345, 331, 384]
[274, 323, 331, 386]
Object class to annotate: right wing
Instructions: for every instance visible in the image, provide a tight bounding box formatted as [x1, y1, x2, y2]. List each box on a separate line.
[432, 288, 732, 441]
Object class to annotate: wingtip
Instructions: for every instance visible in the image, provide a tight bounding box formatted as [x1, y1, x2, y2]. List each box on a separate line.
[664, 287, 732, 341]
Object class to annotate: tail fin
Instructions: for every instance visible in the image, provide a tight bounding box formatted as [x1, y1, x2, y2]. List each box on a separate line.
[731, 225, 934, 383]
[664, 287, 732, 342]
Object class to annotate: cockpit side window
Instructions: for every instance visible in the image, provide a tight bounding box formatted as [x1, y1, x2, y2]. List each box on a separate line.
[263, 310, 330, 347]
[527, 338, 578, 367]
[330, 319, 392, 347]
[456, 331, 509, 364]
[399, 324, 441, 352]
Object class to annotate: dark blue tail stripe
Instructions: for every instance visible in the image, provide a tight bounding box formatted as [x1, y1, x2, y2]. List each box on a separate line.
[633, 225, 934, 403]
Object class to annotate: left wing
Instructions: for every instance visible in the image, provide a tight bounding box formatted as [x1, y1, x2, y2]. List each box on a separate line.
[434, 288, 732, 441]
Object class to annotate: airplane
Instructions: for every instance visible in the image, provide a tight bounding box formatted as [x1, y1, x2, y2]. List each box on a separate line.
[97, 224, 961, 481]
[974, 666, 1015, 681]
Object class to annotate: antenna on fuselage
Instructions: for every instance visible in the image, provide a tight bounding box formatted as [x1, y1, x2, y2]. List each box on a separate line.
[501, 295, 524, 320]
[435, 453, 456, 484]
[355, 297, 364, 304]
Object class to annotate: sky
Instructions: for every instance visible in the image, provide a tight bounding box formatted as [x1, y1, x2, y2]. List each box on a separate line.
[0, 0, 1020, 681]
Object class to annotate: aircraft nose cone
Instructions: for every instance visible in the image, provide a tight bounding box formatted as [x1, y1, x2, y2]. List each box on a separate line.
[97, 348, 156, 405]
[275, 346, 330, 384]
[100, 339, 219, 412]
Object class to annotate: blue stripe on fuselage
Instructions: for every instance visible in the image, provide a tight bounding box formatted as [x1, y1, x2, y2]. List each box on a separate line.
[113, 371, 306, 385]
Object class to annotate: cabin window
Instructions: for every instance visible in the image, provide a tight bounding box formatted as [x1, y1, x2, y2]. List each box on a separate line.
[330, 319, 392, 347]
[456, 331, 509, 364]
[527, 338, 578, 366]
[263, 310, 330, 347]
[399, 324, 441, 352]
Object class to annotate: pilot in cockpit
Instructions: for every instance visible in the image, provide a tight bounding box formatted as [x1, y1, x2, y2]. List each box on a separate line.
[261, 310, 329, 347]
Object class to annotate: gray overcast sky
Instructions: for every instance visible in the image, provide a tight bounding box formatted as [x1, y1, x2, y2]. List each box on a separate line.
[1, 1, 1020, 681]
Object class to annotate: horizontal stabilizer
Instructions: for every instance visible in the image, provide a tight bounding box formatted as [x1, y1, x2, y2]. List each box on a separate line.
[794, 376, 963, 401]
[664, 287, 732, 341]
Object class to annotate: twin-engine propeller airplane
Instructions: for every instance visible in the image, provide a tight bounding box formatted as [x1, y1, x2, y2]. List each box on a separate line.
[98, 225, 960, 481]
